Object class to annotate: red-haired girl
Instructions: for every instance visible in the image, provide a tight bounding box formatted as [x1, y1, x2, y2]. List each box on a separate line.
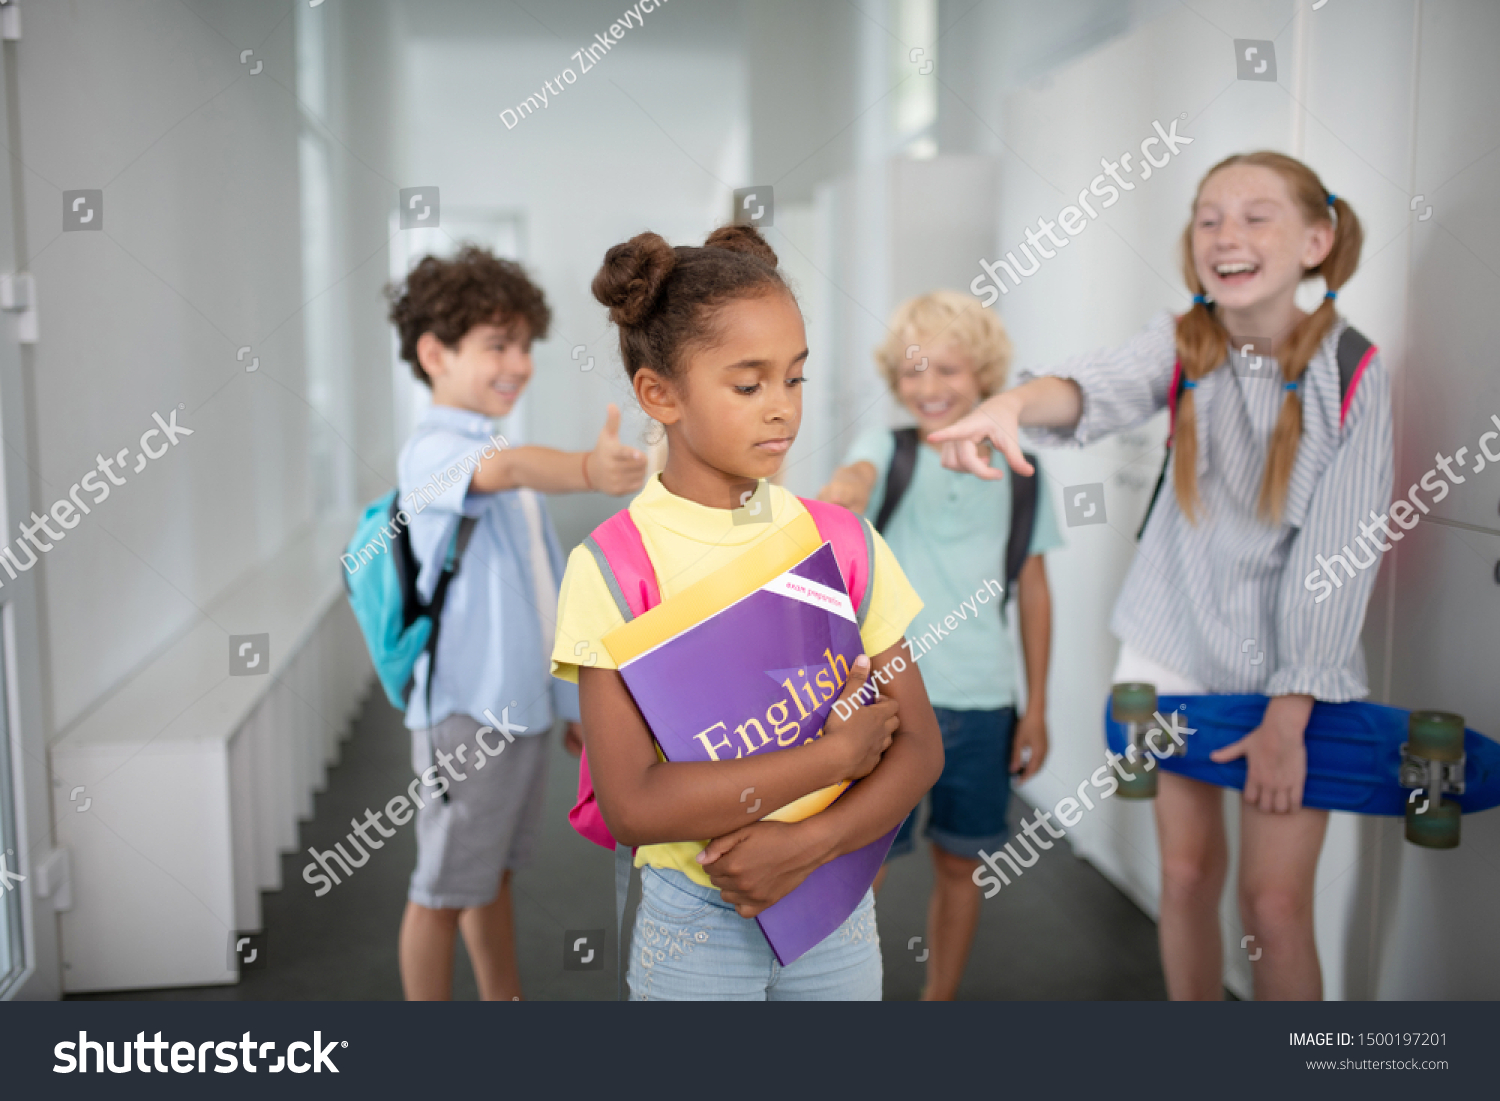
[933, 152, 1390, 1000]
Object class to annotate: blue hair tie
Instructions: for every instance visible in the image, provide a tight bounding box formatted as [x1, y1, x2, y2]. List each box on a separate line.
[1326, 193, 1337, 206]
[1182, 380, 1198, 390]
[1324, 290, 1337, 300]
[1192, 294, 1208, 305]
[1284, 381, 1300, 392]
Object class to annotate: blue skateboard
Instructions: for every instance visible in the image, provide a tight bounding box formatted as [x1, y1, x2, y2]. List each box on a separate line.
[1103, 683, 1500, 848]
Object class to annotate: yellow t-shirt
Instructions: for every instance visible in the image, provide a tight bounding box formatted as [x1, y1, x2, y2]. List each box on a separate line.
[551, 474, 923, 887]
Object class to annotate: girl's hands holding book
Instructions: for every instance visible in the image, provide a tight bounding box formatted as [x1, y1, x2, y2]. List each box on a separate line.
[697, 820, 834, 918]
[821, 655, 899, 781]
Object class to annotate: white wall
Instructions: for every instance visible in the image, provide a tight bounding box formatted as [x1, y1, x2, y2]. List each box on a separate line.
[18, 1, 402, 738]
[1362, 0, 1500, 1000]
[24, 2, 305, 734]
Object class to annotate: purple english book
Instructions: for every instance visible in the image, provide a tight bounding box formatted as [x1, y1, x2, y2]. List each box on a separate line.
[616, 541, 899, 966]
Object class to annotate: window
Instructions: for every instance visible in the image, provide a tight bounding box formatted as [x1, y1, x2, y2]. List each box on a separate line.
[890, 0, 938, 158]
[298, 0, 355, 513]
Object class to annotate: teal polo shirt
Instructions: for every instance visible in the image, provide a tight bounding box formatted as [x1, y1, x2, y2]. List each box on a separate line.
[842, 426, 1063, 710]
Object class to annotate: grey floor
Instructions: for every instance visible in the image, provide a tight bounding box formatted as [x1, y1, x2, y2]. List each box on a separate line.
[72, 688, 1167, 1001]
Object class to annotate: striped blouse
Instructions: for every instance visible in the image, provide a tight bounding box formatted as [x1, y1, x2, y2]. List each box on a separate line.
[1017, 308, 1393, 702]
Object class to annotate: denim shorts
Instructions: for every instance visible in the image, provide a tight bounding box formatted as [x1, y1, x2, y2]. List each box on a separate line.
[627, 866, 882, 1000]
[887, 706, 1016, 862]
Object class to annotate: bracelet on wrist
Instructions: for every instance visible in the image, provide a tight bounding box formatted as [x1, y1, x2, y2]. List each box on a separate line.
[581, 451, 593, 491]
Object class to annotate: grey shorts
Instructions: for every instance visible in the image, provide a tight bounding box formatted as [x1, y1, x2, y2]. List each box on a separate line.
[408, 712, 549, 910]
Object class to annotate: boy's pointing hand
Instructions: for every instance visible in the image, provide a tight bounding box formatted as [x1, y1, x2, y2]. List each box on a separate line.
[585, 403, 648, 495]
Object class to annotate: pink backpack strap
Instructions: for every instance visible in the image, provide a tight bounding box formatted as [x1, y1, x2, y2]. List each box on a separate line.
[569, 508, 661, 852]
[583, 509, 659, 620]
[799, 497, 875, 628]
[1166, 357, 1184, 441]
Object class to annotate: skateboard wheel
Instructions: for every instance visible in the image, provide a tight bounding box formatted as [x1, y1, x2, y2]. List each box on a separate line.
[1408, 711, 1464, 762]
[1405, 798, 1460, 849]
[1111, 682, 1158, 724]
[1115, 756, 1158, 800]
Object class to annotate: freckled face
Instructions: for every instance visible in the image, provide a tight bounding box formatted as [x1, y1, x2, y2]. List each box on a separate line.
[1191, 164, 1331, 314]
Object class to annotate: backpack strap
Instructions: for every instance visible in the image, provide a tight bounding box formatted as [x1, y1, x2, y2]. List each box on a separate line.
[1335, 325, 1376, 429]
[1138, 359, 1185, 541]
[417, 513, 479, 804]
[799, 497, 874, 628]
[1137, 330, 1375, 541]
[1004, 453, 1040, 598]
[579, 507, 660, 1001]
[873, 427, 920, 535]
[583, 509, 659, 621]
[1165, 357, 1185, 439]
[420, 515, 478, 638]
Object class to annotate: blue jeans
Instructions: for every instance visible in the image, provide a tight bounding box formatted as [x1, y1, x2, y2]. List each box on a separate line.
[627, 866, 882, 1000]
[888, 706, 1016, 861]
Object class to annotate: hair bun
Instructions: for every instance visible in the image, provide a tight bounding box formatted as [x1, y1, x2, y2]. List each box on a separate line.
[591, 232, 677, 327]
[703, 224, 778, 267]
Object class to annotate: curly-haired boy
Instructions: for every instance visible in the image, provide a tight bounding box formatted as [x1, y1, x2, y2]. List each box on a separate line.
[387, 246, 645, 1000]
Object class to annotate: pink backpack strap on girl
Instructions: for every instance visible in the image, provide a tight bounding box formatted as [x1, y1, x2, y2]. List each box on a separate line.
[568, 497, 875, 850]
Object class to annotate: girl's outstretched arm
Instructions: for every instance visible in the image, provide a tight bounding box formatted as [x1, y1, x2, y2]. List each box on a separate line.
[930, 308, 1180, 478]
[698, 639, 945, 917]
[578, 656, 898, 847]
[927, 379, 1079, 479]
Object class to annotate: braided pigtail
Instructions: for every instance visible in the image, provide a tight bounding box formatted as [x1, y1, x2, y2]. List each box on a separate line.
[1172, 230, 1229, 523]
[1256, 191, 1363, 520]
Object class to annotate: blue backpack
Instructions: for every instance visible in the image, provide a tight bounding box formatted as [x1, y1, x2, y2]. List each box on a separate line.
[342, 490, 477, 712]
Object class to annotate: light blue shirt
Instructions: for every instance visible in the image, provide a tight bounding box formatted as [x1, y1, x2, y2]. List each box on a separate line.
[398, 405, 580, 733]
[844, 426, 1063, 710]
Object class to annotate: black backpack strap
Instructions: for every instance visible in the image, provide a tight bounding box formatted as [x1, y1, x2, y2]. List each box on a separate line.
[418, 515, 479, 802]
[1335, 325, 1373, 424]
[1137, 364, 1189, 541]
[1005, 453, 1039, 597]
[421, 516, 479, 644]
[1137, 450, 1173, 541]
[873, 427, 920, 534]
